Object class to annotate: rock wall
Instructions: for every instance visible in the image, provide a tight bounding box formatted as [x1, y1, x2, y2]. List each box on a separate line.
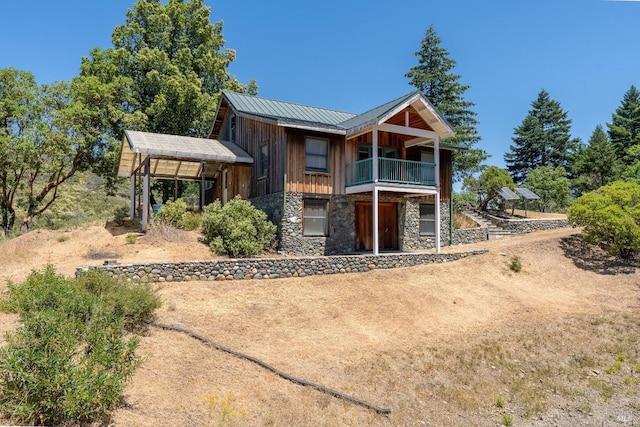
[77, 249, 488, 283]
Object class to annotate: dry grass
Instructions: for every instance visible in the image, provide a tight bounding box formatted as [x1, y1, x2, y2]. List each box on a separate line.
[1, 226, 639, 426]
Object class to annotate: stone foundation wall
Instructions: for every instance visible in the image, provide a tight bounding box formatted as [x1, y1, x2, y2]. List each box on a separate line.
[251, 193, 489, 255]
[77, 249, 488, 283]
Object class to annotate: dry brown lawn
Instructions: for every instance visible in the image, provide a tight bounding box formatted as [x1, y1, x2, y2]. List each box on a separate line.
[0, 221, 639, 426]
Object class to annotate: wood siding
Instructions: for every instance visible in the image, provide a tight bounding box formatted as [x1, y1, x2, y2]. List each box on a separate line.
[285, 130, 346, 195]
[230, 115, 286, 198]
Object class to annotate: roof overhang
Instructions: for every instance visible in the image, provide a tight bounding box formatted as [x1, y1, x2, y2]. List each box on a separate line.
[117, 130, 253, 180]
[345, 93, 455, 141]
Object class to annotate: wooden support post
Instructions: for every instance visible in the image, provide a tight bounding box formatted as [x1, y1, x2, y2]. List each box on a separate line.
[129, 173, 136, 219]
[200, 161, 206, 211]
[142, 156, 150, 231]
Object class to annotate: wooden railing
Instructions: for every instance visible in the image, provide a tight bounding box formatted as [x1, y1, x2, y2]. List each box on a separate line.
[346, 158, 436, 187]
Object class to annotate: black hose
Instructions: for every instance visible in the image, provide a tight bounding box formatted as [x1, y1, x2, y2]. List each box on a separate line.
[148, 321, 391, 415]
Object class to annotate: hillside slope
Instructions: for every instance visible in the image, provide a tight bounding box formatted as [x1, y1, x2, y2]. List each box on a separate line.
[1, 225, 639, 426]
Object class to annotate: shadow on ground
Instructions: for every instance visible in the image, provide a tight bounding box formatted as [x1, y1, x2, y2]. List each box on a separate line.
[560, 234, 639, 275]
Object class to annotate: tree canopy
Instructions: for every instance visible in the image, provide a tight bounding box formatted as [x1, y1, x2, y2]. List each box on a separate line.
[568, 181, 640, 259]
[462, 166, 514, 211]
[572, 125, 621, 195]
[524, 166, 572, 212]
[608, 85, 640, 165]
[504, 89, 578, 184]
[406, 25, 487, 182]
[79, 0, 257, 197]
[0, 69, 115, 234]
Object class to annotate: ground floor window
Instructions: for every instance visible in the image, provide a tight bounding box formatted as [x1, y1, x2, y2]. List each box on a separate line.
[419, 203, 436, 236]
[303, 199, 329, 236]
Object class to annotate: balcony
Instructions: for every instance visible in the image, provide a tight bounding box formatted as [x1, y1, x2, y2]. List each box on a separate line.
[346, 158, 436, 187]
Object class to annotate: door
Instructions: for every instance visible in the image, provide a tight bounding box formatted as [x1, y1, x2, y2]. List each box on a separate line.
[355, 202, 398, 251]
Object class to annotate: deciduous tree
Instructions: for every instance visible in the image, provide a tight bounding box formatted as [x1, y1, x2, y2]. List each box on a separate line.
[463, 166, 514, 211]
[524, 166, 572, 212]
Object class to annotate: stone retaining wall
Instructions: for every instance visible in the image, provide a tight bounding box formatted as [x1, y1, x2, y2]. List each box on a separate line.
[76, 250, 488, 283]
[452, 227, 489, 245]
[486, 215, 570, 233]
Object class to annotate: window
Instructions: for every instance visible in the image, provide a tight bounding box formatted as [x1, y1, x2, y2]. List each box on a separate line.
[357, 145, 398, 160]
[228, 114, 236, 142]
[258, 141, 269, 178]
[419, 203, 436, 236]
[303, 199, 329, 236]
[305, 137, 329, 172]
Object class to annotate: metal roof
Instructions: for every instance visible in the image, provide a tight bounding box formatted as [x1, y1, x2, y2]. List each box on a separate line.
[223, 91, 357, 131]
[221, 90, 455, 139]
[117, 130, 252, 180]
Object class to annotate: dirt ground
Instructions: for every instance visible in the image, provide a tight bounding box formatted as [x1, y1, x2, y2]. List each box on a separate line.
[0, 220, 639, 426]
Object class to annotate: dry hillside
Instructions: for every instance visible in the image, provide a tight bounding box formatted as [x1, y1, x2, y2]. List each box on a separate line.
[1, 221, 639, 426]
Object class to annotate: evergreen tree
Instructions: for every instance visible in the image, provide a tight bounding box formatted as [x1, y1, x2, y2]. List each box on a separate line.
[607, 85, 640, 164]
[406, 25, 487, 181]
[572, 125, 621, 195]
[504, 89, 578, 183]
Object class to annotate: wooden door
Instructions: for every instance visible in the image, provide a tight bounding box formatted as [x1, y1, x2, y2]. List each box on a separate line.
[355, 202, 398, 251]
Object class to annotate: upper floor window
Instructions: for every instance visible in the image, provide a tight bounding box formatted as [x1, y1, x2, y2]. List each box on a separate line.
[228, 114, 236, 142]
[357, 145, 398, 161]
[305, 137, 329, 173]
[258, 141, 269, 178]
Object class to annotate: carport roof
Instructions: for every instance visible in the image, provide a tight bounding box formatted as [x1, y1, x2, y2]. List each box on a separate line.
[117, 130, 253, 180]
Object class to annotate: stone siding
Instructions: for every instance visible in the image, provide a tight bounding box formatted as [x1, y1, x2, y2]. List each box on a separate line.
[77, 249, 488, 283]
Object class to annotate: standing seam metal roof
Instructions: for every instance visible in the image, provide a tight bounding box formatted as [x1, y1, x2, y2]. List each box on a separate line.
[222, 90, 454, 137]
[223, 92, 357, 128]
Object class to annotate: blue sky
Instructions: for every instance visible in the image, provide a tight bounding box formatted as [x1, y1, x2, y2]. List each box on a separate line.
[2, 0, 640, 170]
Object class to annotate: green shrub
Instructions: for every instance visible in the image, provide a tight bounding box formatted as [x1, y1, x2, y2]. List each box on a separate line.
[201, 196, 277, 258]
[568, 181, 640, 258]
[0, 266, 160, 425]
[156, 199, 187, 228]
[125, 233, 137, 244]
[181, 211, 202, 230]
[113, 205, 130, 226]
[509, 255, 522, 272]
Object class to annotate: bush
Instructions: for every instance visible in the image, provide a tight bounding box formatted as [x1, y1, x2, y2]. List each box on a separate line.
[113, 205, 130, 226]
[181, 211, 202, 230]
[201, 196, 277, 258]
[568, 181, 640, 259]
[156, 199, 187, 228]
[0, 266, 160, 425]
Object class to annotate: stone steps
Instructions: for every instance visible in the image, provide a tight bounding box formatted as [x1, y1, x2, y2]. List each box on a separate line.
[461, 210, 514, 240]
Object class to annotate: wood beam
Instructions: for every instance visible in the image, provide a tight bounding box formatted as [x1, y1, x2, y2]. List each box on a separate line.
[378, 123, 438, 139]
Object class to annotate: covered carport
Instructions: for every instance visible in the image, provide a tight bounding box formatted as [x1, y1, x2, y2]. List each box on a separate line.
[117, 130, 253, 230]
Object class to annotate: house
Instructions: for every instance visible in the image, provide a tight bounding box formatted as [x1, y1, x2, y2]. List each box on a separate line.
[117, 90, 455, 256]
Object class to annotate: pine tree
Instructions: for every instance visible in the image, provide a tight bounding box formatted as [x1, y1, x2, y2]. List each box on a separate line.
[607, 85, 640, 165]
[406, 25, 487, 181]
[572, 125, 621, 195]
[504, 89, 578, 184]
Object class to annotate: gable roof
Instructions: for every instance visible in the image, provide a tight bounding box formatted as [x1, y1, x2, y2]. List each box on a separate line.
[215, 90, 455, 139]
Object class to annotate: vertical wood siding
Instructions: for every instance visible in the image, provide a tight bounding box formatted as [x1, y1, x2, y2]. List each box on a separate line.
[234, 116, 286, 197]
[285, 130, 345, 195]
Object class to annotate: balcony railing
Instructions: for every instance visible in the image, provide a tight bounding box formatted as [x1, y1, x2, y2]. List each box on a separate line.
[346, 158, 436, 187]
